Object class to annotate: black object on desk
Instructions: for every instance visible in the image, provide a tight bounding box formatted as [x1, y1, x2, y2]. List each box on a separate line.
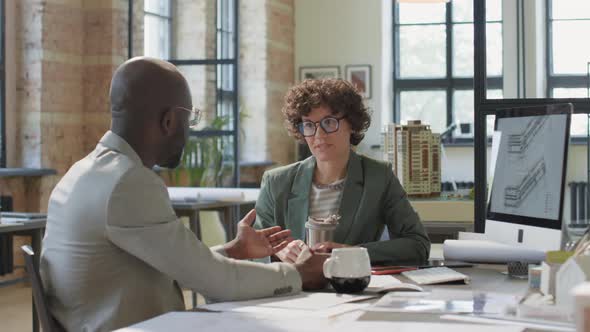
[417, 259, 474, 269]
[0, 196, 14, 276]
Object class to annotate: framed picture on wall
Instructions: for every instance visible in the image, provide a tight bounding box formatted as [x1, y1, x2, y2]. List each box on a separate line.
[299, 66, 340, 81]
[345, 65, 371, 99]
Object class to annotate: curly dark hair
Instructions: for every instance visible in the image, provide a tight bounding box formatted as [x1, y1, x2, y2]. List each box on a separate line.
[282, 79, 371, 146]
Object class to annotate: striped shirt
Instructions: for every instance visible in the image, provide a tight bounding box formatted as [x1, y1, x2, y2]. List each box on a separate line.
[309, 178, 346, 218]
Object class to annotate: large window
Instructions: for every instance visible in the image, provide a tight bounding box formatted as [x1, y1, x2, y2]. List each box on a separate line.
[547, 0, 590, 136]
[130, 0, 239, 186]
[393, 0, 502, 141]
[0, 0, 5, 167]
[144, 0, 172, 60]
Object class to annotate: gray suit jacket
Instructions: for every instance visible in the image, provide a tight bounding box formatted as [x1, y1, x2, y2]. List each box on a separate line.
[255, 151, 430, 264]
[40, 131, 301, 332]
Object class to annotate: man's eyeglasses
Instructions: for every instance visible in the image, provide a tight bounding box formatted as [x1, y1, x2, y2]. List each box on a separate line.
[174, 106, 202, 129]
[298, 116, 345, 137]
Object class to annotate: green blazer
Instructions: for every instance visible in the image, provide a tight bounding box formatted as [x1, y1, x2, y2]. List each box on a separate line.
[255, 151, 430, 264]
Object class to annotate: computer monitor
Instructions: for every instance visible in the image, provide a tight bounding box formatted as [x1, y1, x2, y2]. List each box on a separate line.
[485, 103, 572, 251]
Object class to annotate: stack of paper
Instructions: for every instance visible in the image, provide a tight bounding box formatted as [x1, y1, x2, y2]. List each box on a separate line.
[366, 289, 520, 315]
[203, 292, 377, 312]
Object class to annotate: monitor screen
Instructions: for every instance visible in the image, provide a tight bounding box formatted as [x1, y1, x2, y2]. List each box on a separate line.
[487, 104, 572, 230]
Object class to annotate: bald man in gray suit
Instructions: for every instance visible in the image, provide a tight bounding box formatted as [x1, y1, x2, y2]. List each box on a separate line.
[40, 57, 326, 332]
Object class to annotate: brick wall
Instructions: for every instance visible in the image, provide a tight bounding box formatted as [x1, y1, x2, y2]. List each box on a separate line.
[239, 0, 296, 166]
[1, 0, 129, 282]
[0, 0, 296, 282]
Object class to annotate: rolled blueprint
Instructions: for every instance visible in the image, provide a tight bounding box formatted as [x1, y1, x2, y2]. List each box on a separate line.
[443, 239, 546, 263]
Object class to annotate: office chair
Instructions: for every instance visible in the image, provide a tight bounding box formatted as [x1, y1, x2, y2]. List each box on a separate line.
[21, 245, 60, 332]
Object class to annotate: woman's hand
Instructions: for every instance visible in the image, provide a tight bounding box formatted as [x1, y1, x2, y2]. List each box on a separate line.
[312, 241, 352, 253]
[275, 239, 309, 263]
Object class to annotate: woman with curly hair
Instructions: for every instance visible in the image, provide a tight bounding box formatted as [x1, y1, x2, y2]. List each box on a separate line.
[254, 79, 430, 264]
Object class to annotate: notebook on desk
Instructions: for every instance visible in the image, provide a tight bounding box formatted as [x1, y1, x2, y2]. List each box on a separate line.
[401, 267, 470, 285]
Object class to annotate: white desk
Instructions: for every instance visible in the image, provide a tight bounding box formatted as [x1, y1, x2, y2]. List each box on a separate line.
[170, 187, 260, 240]
[116, 262, 540, 332]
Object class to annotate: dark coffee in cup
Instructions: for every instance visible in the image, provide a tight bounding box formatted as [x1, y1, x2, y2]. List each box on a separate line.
[329, 276, 371, 294]
[323, 247, 372, 293]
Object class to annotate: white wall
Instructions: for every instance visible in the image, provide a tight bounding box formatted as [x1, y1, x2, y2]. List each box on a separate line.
[295, 0, 383, 159]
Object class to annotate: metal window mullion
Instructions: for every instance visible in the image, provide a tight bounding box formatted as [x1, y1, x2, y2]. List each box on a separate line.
[169, 59, 235, 65]
[0, 0, 5, 167]
[546, 0, 553, 97]
[549, 75, 588, 87]
[393, 3, 400, 123]
[128, 0, 133, 58]
[189, 130, 235, 138]
[446, 2, 453, 130]
[473, 0, 487, 233]
[231, 0, 239, 187]
[167, 0, 173, 61]
[397, 22, 446, 27]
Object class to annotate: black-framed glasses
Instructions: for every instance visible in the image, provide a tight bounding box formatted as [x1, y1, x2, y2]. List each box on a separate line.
[298, 116, 345, 137]
[174, 106, 202, 129]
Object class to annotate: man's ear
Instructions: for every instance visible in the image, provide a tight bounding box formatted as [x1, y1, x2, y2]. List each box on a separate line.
[160, 109, 176, 136]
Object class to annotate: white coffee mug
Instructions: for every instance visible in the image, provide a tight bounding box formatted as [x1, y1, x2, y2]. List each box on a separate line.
[323, 247, 371, 293]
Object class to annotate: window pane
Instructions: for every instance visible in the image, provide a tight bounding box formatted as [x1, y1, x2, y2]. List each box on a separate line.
[552, 0, 590, 20]
[552, 88, 588, 98]
[453, 24, 473, 77]
[487, 88, 503, 100]
[552, 21, 590, 74]
[571, 114, 588, 137]
[453, 89, 502, 137]
[144, 15, 170, 59]
[145, 0, 170, 16]
[453, 90, 474, 137]
[399, 25, 446, 78]
[552, 89, 588, 136]
[453, 0, 473, 23]
[486, 0, 502, 21]
[172, 0, 219, 60]
[400, 90, 446, 133]
[486, 23, 502, 76]
[177, 64, 236, 132]
[487, 114, 495, 137]
[398, 3, 445, 24]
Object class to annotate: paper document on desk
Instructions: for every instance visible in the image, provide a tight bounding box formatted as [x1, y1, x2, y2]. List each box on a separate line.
[441, 314, 574, 331]
[365, 275, 424, 293]
[366, 289, 519, 315]
[203, 292, 377, 312]
[115, 311, 526, 332]
[168, 187, 248, 203]
[114, 311, 330, 332]
[330, 321, 525, 332]
[443, 239, 546, 263]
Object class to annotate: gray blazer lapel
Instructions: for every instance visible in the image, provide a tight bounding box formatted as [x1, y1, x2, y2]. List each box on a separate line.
[287, 157, 315, 240]
[335, 151, 364, 242]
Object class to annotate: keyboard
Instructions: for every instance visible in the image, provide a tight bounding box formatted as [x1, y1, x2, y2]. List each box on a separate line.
[401, 267, 470, 285]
